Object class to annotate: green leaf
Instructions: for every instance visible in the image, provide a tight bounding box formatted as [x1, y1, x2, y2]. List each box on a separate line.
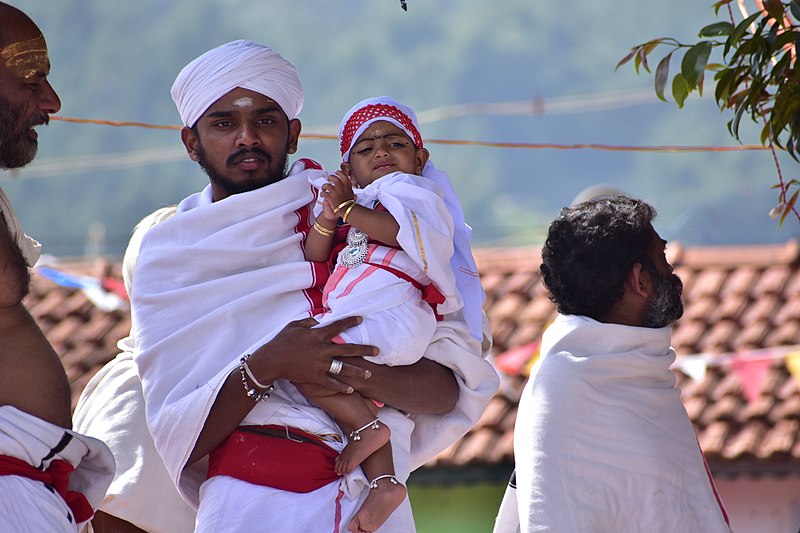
[634, 47, 643, 74]
[681, 41, 712, 87]
[760, 120, 771, 145]
[773, 30, 799, 55]
[779, 189, 798, 225]
[728, 12, 762, 51]
[763, 0, 785, 24]
[714, 0, 734, 15]
[730, 100, 747, 139]
[766, 23, 779, 47]
[714, 68, 736, 104]
[699, 21, 734, 37]
[654, 53, 672, 101]
[672, 73, 690, 108]
[616, 48, 637, 71]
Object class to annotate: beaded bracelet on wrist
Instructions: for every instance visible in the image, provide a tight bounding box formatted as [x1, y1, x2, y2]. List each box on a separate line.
[239, 354, 274, 403]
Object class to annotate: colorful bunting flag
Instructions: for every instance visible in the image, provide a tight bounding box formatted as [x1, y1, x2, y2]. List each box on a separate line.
[784, 352, 800, 388]
[495, 341, 540, 377]
[674, 355, 710, 382]
[730, 355, 773, 403]
[35, 266, 127, 312]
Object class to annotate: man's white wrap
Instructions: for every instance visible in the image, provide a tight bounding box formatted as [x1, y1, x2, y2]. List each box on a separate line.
[0, 187, 40, 266]
[171, 39, 303, 127]
[509, 314, 730, 533]
[73, 337, 196, 533]
[131, 164, 499, 522]
[0, 405, 115, 531]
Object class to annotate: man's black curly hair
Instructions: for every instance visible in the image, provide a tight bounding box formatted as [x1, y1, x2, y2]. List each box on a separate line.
[540, 195, 656, 321]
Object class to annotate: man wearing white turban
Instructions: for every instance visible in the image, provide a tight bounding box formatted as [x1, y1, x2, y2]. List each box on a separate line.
[129, 40, 498, 532]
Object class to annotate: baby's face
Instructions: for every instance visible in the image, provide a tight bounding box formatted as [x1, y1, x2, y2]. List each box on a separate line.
[344, 121, 423, 187]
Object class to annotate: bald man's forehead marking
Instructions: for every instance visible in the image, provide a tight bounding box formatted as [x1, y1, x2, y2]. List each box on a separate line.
[1, 34, 49, 82]
[232, 97, 254, 108]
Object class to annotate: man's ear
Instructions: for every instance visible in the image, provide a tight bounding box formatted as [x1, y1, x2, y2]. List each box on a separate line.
[287, 118, 302, 154]
[627, 262, 650, 299]
[415, 147, 430, 174]
[181, 126, 199, 161]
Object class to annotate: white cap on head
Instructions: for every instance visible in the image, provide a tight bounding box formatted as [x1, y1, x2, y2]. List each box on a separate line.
[171, 39, 303, 127]
[338, 96, 424, 162]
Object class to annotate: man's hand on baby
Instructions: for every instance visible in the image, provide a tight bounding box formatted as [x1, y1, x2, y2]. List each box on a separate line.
[249, 316, 377, 394]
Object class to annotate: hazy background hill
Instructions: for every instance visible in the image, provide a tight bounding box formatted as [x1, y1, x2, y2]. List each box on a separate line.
[4, 0, 798, 257]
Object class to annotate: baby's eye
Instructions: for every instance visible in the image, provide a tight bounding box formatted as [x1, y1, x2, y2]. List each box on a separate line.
[355, 145, 373, 155]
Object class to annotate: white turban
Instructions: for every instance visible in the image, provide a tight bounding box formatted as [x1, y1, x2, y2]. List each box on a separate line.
[171, 39, 303, 127]
[0, 187, 40, 266]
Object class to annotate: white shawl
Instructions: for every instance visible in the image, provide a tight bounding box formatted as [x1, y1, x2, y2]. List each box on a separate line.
[309, 170, 460, 315]
[0, 187, 41, 266]
[133, 167, 499, 506]
[513, 314, 730, 533]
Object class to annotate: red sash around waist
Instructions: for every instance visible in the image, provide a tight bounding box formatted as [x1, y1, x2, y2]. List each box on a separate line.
[207, 425, 340, 493]
[0, 454, 93, 523]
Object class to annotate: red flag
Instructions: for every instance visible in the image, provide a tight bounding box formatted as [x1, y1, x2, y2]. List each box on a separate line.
[730, 355, 773, 403]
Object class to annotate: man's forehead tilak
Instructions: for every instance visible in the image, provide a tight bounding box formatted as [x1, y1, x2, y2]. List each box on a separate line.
[1, 34, 49, 82]
[232, 97, 254, 108]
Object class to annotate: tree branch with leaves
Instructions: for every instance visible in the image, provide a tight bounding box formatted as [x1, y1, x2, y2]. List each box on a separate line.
[619, 0, 800, 224]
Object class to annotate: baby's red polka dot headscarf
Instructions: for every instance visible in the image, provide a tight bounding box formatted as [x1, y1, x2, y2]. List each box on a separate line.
[338, 96, 424, 162]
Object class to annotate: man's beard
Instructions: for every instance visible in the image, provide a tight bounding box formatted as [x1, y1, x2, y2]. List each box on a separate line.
[642, 269, 684, 329]
[0, 98, 48, 170]
[196, 142, 290, 196]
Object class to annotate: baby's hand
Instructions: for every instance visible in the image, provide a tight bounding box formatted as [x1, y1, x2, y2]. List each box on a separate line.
[323, 171, 356, 216]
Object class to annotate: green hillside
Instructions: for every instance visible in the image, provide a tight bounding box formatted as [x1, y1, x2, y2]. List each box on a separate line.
[3, 0, 797, 256]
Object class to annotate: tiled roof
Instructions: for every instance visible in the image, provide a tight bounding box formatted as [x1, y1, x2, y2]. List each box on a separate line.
[23, 240, 800, 476]
[25, 260, 130, 407]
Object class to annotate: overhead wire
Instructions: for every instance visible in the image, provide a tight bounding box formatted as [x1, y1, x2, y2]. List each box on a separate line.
[0, 88, 770, 181]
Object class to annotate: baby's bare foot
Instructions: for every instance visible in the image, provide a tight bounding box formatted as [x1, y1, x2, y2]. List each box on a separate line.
[347, 476, 407, 533]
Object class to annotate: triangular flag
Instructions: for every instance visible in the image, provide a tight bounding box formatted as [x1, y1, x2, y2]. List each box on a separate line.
[676, 355, 709, 382]
[730, 355, 773, 403]
[785, 352, 800, 388]
[81, 286, 127, 312]
[495, 341, 540, 377]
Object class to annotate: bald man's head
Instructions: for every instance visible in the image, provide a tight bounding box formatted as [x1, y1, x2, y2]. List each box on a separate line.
[0, 3, 37, 47]
[0, 3, 60, 169]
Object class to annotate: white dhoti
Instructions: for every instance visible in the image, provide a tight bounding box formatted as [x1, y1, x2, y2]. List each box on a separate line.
[0, 405, 115, 532]
[73, 336, 196, 533]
